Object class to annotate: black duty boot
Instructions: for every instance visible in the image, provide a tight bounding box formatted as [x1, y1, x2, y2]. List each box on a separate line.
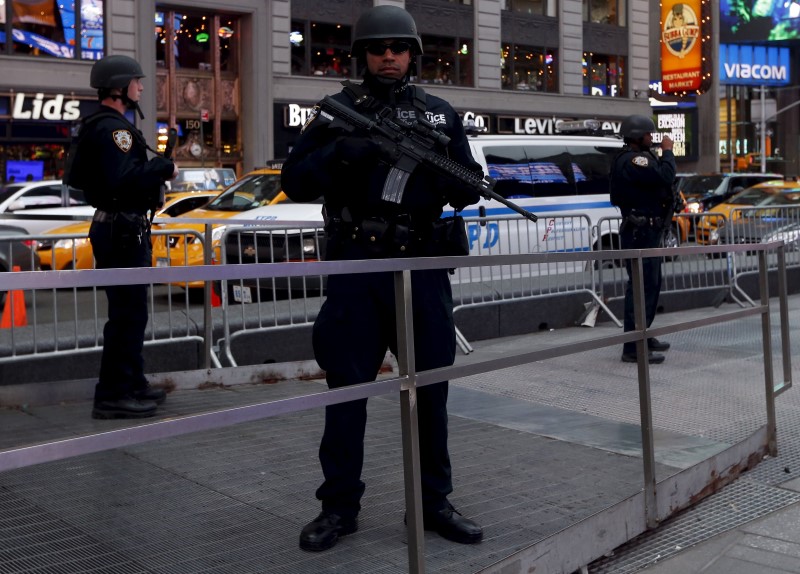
[647, 338, 671, 352]
[299, 511, 358, 552]
[423, 502, 483, 544]
[92, 397, 157, 419]
[621, 352, 665, 364]
[133, 384, 167, 405]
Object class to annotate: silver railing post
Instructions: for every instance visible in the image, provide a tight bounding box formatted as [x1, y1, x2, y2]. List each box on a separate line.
[394, 269, 425, 574]
[631, 252, 657, 529]
[203, 223, 213, 369]
[758, 249, 778, 456]
[775, 243, 793, 396]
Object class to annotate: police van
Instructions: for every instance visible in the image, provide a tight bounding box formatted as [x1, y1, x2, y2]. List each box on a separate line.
[446, 122, 624, 286]
[222, 125, 624, 298]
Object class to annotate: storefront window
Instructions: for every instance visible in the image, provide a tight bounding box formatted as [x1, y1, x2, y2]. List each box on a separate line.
[583, 52, 625, 97]
[503, 0, 558, 17]
[501, 45, 558, 92]
[155, 7, 242, 170]
[290, 20, 352, 77]
[155, 11, 238, 72]
[2, 0, 104, 59]
[414, 35, 473, 87]
[583, 0, 626, 25]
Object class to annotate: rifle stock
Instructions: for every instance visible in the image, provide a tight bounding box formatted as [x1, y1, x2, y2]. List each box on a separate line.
[318, 96, 538, 222]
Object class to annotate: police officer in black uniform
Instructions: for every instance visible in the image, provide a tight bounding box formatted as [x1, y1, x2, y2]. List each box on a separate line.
[67, 55, 178, 419]
[610, 115, 676, 364]
[282, 5, 484, 552]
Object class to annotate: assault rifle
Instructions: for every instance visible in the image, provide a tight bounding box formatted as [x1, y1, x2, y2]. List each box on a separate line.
[317, 96, 538, 222]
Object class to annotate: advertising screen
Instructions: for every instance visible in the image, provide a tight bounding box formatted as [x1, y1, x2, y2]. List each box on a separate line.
[720, 0, 800, 42]
[6, 160, 45, 182]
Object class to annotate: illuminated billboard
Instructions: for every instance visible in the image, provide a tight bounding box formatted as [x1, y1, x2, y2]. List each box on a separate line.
[720, 44, 791, 86]
[720, 0, 800, 43]
[653, 110, 698, 162]
[660, 0, 713, 94]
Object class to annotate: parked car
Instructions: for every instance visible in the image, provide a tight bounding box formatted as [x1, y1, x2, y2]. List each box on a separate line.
[696, 179, 800, 245]
[0, 180, 95, 234]
[680, 173, 782, 214]
[152, 167, 284, 288]
[36, 191, 219, 271]
[715, 180, 800, 248]
[221, 198, 327, 300]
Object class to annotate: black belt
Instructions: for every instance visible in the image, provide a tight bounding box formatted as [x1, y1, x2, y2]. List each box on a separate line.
[624, 214, 664, 228]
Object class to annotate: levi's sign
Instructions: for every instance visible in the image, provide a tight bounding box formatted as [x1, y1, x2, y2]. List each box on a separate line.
[720, 44, 790, 86]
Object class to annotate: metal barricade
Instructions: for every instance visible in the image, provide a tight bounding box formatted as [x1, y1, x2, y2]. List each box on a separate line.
[0, 242, 791, 574]
[217, 223, 326, 367]
[595, 213, 735, 319]
[0, 227, 209, 368]
[723, 205, 800, 305]
[452, 213, 619, 350]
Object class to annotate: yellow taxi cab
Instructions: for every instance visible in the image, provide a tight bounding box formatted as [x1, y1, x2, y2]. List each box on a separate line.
[695, 178, 799, 245]
[151, 166, 284, 288]
[37, 191, 219, 270]
[664, 191, 690, 248]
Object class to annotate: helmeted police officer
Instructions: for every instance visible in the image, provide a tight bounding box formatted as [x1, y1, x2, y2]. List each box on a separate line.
[610, 115, 676, 364]
[282, 5, 484, 552]
[67, 55, 178, 419]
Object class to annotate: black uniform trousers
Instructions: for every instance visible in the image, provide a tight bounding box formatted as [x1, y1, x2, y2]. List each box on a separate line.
[620, 223, 664, 355]
[89, 215, 151, 401]
[311, 265, 456, 520]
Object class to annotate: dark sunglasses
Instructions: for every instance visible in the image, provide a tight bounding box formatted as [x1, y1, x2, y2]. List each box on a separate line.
[365, 41, 411, 56]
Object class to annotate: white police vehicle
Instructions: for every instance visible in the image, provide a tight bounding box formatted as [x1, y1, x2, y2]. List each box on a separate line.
[459, 122, 623, 260]
[223, 124, 624, 298]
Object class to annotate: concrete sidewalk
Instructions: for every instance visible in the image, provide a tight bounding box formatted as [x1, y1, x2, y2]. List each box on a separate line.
[0, 296, 799, 573]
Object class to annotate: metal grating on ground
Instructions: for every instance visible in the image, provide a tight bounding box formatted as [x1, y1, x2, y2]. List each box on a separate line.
[580, 306, 800, 573]
[587, 479, 800, 574]
[1, 299, 799, 573]
[0, 385, 672, 574]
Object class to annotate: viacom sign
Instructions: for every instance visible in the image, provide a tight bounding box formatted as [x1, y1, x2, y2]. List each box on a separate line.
[720, 44, 790, 86]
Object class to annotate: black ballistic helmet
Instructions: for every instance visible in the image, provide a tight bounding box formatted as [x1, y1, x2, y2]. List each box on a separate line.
[90, 55, 145, 90]
[352, 5, 423, 55]
[620, 114, 656, 139]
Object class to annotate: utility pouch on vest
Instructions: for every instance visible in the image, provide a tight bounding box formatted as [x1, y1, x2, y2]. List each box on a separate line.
[392, 220, 411, 256]
[360, 217, 391, 255]
[431, 216, 470, 256]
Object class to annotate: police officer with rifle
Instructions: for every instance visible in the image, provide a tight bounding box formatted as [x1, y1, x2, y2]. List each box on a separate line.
[66, 55, 178, 419]
[610, 114, 676, 364]
[282, 5, 485, 552]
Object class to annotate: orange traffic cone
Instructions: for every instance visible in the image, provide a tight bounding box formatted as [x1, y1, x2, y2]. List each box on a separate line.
[211, 283, 222, 307]
[1, 266, 28, 328]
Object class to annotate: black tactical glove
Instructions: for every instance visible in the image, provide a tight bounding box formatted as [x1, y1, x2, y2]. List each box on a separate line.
[440, 176, 482, 210]
[335, 136, 379, 166]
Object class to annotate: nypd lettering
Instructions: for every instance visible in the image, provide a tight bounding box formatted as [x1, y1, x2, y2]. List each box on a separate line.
[113, 130, 133, 152]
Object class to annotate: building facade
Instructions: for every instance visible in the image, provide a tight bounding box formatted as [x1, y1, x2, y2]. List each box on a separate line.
[1, 0, 653, 182]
